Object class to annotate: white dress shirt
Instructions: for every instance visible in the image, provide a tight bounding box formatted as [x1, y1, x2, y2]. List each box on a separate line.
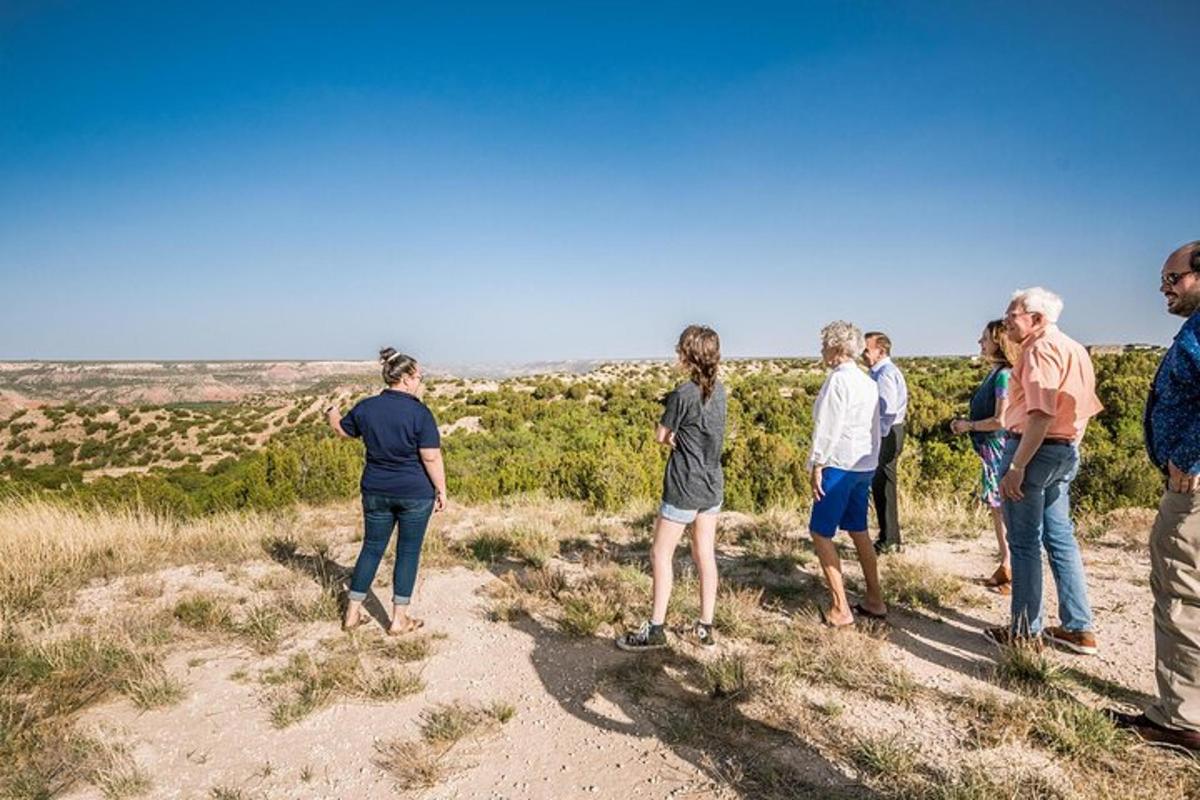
[868, 356, 908, 437]
[809, 361, 882, 471]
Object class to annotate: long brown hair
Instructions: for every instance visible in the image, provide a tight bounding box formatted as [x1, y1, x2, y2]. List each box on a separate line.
[984, 320, 1019, 368]
[677, 325, 721, 403]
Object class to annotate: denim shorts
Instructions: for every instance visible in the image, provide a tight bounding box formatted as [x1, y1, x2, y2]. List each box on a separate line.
[809, 468, 874, 537]
[660, 501, 721, 525]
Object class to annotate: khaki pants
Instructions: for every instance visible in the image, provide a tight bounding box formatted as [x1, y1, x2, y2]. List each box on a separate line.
[1148, 489, 1200, 732]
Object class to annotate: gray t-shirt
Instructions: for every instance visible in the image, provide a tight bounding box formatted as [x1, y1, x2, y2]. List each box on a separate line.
[660, 380, 726, 510]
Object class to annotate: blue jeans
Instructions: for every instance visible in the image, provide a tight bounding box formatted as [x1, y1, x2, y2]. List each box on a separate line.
[349, 493, 435, 606]
[1000, 439, 1093, 635]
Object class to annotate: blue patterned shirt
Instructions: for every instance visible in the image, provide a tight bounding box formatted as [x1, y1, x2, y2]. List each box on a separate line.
[1145, 310, 1200, 475]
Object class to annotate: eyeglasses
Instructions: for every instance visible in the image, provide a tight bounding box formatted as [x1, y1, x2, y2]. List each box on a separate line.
[1004, 309, 1032, 321]
[1162, 270, 1196, 288]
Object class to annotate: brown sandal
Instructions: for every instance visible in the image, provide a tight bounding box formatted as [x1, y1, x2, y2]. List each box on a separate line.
[387, 616, 425, 636]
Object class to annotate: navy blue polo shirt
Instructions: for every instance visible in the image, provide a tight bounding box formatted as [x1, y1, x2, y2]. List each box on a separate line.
[340, 390, 441, 497]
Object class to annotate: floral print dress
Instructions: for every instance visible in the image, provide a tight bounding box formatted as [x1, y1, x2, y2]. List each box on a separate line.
[970, 367, 1011, 508]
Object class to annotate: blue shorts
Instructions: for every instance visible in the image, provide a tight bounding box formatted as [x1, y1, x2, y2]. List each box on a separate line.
[809, 468, 874, 537]
[660, 501, 721, 525]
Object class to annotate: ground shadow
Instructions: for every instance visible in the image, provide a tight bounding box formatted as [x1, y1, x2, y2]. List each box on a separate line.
[506, 612, 878, 799]
[265, 538, 391, 630]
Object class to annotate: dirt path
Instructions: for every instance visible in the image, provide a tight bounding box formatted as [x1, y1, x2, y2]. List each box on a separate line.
[62, 508, 1163, 799]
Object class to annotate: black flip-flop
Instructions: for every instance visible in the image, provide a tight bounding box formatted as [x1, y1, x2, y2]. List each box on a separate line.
[852, 602, 888, 622]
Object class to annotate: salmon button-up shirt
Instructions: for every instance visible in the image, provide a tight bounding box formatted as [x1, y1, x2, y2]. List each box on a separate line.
[1004, 325, 1103, 441]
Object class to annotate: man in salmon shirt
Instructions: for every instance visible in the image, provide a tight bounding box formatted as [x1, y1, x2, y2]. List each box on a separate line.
[984, 286, 1103, 655]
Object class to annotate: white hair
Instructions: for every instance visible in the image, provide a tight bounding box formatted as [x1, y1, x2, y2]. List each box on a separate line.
[1011, 286, 1063, 324]
[820, 320, 865, 359]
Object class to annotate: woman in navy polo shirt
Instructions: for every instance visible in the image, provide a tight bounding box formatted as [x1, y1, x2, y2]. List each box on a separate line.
[326, 348, 447, 635]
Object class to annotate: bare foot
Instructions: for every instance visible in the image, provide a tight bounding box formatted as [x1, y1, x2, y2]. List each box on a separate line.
[387, 616, 425, 636]
[342, 607, 368, 631]
[820, 607, 855, 628]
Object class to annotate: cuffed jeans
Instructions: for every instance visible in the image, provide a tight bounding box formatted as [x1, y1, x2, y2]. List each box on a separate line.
[348, 493, 434, 606]
[999, 439, 1093, 636]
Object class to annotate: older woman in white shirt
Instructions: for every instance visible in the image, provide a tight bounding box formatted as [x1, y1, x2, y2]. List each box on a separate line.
[809, 321, 889, 627]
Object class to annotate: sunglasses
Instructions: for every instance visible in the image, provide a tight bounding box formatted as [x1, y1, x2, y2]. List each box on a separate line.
[1162, 270, 1197, 288]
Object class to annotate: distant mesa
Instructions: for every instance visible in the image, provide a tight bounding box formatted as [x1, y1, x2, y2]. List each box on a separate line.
[1085, 343, 1162, 356]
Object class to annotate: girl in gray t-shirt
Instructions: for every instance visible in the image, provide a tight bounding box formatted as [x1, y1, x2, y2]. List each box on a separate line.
[617, 325, 726, 653]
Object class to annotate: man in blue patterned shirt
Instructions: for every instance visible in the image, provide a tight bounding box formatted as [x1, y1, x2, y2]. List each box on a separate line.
[1109, 241, 1200, 752]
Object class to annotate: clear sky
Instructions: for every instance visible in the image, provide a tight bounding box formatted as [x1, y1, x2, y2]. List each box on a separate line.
[2, 1, 1198, 363]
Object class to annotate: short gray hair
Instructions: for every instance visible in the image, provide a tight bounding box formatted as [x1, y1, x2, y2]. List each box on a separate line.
[820, 320, 865, 360]
[1011, 286, 1064, 324]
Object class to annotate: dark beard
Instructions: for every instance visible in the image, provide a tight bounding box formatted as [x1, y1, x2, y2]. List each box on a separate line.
[1173, 292, 1200, 318]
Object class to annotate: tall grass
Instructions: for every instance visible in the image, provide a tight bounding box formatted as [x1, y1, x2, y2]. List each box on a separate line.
[0, 497, 290, 613]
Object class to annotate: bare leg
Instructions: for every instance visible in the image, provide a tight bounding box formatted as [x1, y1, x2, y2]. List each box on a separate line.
[690, 513, 719, 625]
[650, 516, 688, 625]
[990, 506, 1010, 569]
[811, 533, 854, 626]
[848, 530, 887, 615]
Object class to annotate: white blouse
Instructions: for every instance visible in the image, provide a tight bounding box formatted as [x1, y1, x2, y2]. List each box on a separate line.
[809, 361, 882, 471]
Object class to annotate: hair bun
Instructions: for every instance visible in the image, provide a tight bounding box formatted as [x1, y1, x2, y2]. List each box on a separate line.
[379, 347, 397, 364]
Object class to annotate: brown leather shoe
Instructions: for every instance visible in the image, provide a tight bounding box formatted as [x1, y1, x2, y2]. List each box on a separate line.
[983, 565, 1011, 587]
[1043, 625, 1098, 656]
[1106, 710, 1200, 752]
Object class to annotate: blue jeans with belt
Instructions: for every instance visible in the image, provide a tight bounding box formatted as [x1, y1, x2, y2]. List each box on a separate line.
[348, 493, 435, 606]
[1000, 438, 1094, 635]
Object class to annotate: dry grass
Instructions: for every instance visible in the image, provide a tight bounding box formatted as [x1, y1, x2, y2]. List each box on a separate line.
[851, 733, 921, 785]
[900, 493, 992, 541]
[2, 494, 1191, 799]
[0, 497, 290, 613]
[374, 739, 445, 790]
[773, 615, 920, 704]
[260, 633, 434, 727]
[992, 642, 1067, 692]
[0, 624, 179, 797]
[701, 653, 751, 698]
[881, 555, 978, 610]
[375, 699, 516, 791]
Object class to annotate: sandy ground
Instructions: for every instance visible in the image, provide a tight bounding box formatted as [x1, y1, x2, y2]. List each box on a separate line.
[60, 507, 1160, 800]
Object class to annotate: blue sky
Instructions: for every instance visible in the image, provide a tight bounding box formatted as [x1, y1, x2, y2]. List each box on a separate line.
[2, 1, 1198, 362]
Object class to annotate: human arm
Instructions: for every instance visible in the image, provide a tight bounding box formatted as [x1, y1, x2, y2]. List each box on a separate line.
[952, 372, 1010, 434]
[325, 404, 354, 439]
[655, 424, 677, 448]
[1166, 325, 1200, 491]
[657, 389, 683, 449]
[808, 374, 848, 497]
[419, 448, 448, 511]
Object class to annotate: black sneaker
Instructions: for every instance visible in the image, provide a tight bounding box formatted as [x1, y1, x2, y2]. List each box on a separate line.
[691, 621, 716, 647]
[615, 621, 668, 652]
